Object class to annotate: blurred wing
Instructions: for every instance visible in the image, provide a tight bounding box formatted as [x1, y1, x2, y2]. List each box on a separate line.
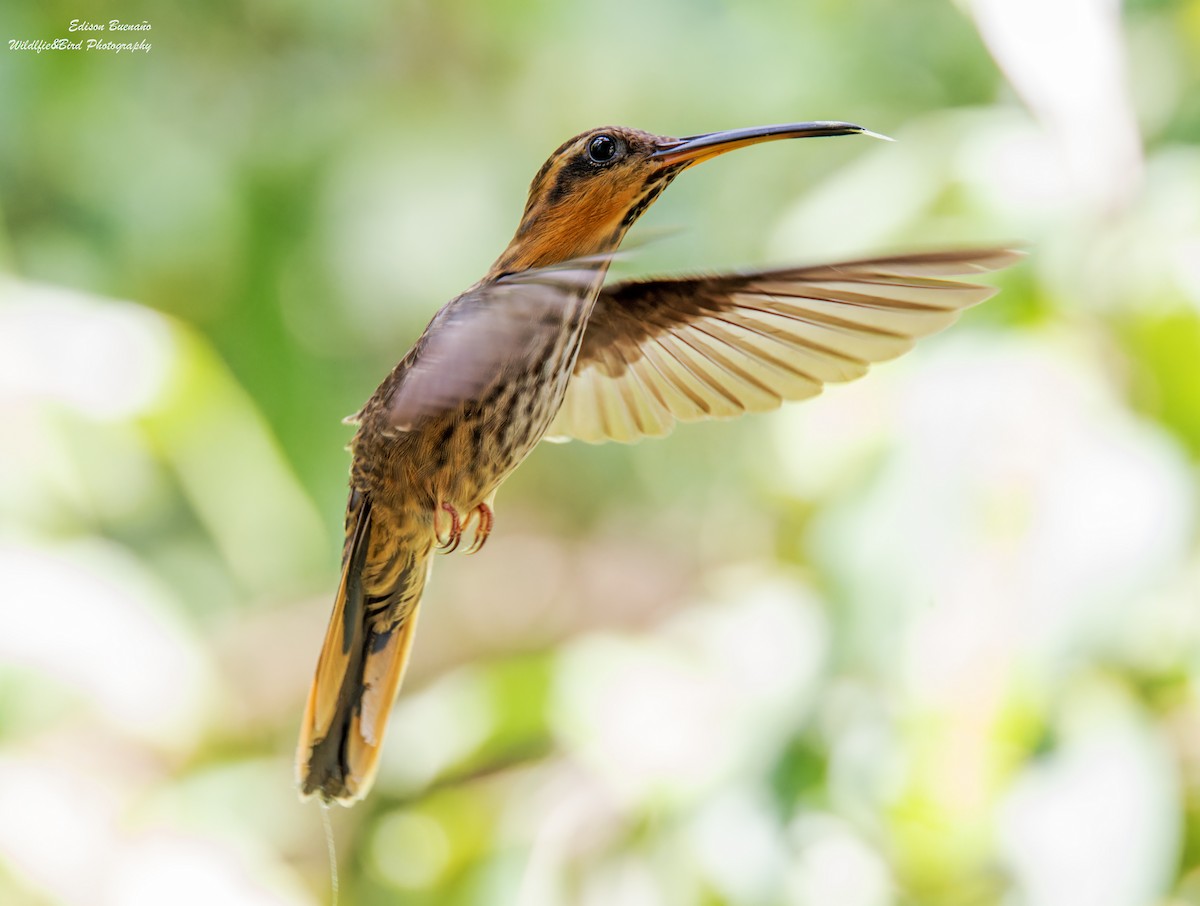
[385, 260, 607, 431]
[545, 249, 1022, 444]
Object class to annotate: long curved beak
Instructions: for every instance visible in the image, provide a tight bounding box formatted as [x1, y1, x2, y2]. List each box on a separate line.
[652, 121, 892, 166]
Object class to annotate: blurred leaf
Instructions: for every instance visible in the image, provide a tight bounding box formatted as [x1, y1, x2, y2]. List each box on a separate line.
[1121, 308, 1200, 458]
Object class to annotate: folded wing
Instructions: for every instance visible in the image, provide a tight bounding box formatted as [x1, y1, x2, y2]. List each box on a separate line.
[379, 259, 609, 432]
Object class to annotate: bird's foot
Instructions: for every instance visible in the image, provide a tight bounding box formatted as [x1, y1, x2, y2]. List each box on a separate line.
[464, 503, 494, 555]
[434, 501, 462, 554]
[434, 501, 494, 555]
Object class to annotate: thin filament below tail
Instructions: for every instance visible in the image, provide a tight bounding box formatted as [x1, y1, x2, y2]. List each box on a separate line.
[321, 801, 339, 906]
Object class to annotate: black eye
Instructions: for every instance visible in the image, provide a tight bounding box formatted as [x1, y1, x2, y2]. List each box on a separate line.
[587, 134, 619, 164]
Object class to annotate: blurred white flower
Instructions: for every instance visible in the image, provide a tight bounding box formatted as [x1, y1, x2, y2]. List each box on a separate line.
[576, 856, 664, 906]
[786, 814, 893, 906]
[965, 0, 1142, 211]
[0, 751, 124, 906]
[552, 574, 827, 804]
[0, 751, 315, 906]
[112, 831, 315, 906]
[790, 332, 1194, 872]
[0, 279, 173, 422]
[554, 632, 736, 802]
[0, 276, 328, 594]
[683, 787, 789, 903]
[807, 334, 1194, 688]
[0, 540, 212, 750]
[1000, 681, 1179, 906]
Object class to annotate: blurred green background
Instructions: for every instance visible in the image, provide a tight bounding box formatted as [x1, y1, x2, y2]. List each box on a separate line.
[3, 0, 1200, 904]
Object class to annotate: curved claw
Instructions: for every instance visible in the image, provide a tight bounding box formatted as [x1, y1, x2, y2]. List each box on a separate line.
[435, 502, 462, 554]
[465, 503, 494, 555]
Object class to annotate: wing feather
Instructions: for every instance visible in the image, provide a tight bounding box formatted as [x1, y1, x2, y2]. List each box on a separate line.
[546, 248, 1021, 444]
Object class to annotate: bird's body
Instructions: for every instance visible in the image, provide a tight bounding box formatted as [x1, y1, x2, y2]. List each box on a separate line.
[299, 267, 599, 800]
[298, 121, 1019, 804]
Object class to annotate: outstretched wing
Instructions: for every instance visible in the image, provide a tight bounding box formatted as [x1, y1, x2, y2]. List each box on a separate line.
[545, 249, 1021, 444]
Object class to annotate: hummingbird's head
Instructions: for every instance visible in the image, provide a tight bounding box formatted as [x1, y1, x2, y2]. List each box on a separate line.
[489, 121, 887, 278]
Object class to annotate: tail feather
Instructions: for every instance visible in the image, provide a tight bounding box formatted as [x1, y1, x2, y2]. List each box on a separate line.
[297, 492, 430, 804]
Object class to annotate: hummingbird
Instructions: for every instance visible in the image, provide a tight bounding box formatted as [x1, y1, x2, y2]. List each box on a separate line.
[297, 121, 1018, 804]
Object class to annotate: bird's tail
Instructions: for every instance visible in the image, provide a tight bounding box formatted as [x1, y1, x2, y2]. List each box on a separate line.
[297, 492, 431, 804]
